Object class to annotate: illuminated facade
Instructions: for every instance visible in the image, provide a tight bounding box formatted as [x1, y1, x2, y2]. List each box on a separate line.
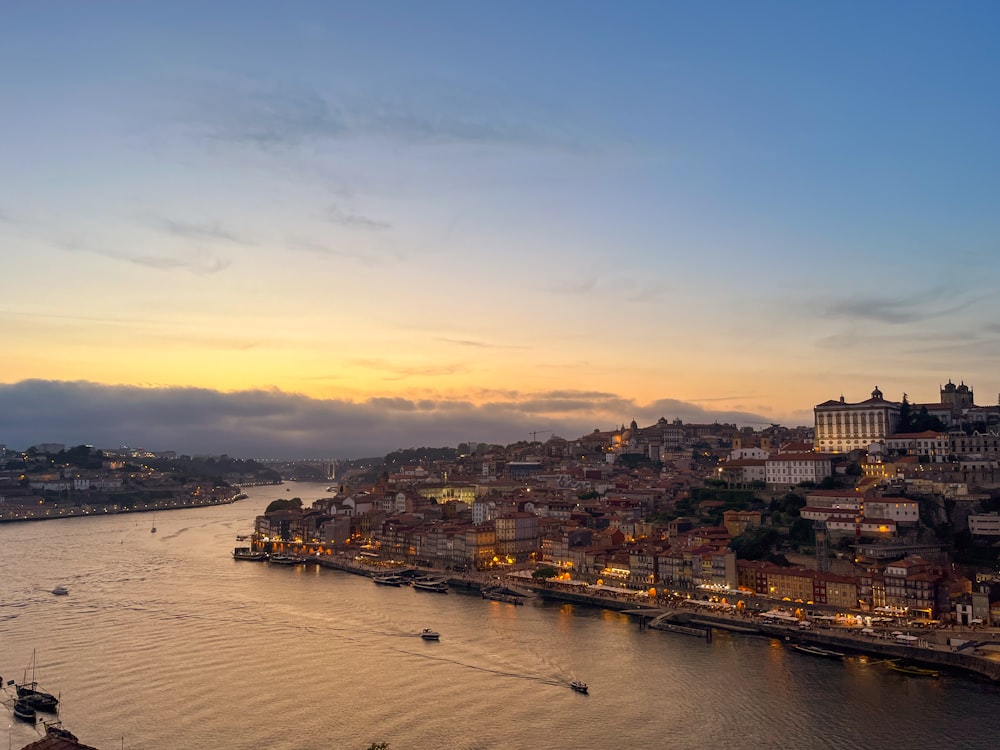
[814, 386, 900, 454]
[495, 511, 539, 563]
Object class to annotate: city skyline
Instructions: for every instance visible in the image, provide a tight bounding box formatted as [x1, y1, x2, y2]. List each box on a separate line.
[3, 3, 1000, 457]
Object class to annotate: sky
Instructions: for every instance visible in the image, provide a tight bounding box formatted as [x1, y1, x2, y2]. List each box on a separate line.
[3, 2, 1000, 459]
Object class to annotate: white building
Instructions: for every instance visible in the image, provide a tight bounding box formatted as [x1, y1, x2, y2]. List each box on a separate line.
[864, 498, 920, 524]
[814, 387, 900, 454]
[969, 513, 1000, 537]
[764, 452, 833, 488]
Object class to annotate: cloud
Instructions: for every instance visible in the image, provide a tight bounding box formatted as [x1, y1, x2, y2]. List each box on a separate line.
[348, 359, 467, 379]
[178, 81, 578, 154]
[288, 239, 401, 267]
[326, 203, 390, 231]
[0, 380, 778, 460]
[150, 217, 253, 245]
[822, 288, 982, 325]
[54, 238, 231, 275]
[547, 274, 670, 303]
[191, 86, 346, 149]
[434, 337, 526, 350]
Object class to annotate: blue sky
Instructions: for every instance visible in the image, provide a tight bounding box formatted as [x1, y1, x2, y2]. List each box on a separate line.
[2, 2, 999, 458]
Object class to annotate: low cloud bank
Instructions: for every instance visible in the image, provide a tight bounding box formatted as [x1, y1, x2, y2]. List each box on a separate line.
[0, 380, 776, 460]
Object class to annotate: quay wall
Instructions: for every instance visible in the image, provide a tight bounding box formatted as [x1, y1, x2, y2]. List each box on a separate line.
[520, 583, 658, 613]
[510, 585, 1000, 683]
[685, 613, 1000, 683]
[269, 559, 1000, 682]
[0, 495, 245, 523]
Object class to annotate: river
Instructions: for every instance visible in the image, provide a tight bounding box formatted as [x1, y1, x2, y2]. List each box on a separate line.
[0, 482, 996, 750]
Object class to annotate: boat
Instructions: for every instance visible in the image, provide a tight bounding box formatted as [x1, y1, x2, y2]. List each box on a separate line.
[372, 574, 404, 586]
[888, 662, 940, 678]
[268, 554, 304, 565]
[16, 650, 60, 712]
[481, 586, 525, 605]
[51, 585, 69, 596]
[790, 644, 845, 660]
[412, 579, 449, 593]
[150, 514, 156, 533]
[232, 547, 268, 561]
[420, 628, 440, 641]
[570, 680, 589, 694]
[43, 725, 79, 742]
[18, 690, 59, 712]
[12, 700, 36, 722]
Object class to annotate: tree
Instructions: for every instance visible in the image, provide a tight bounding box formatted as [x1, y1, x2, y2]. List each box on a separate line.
[265, 498, 303, 513]
[729, 528, 780, 560]
[897, 395, 912, 432]
[533, 566, 559, 579]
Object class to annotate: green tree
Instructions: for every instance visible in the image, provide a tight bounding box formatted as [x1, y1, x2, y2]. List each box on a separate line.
[897, 395, 912, 432]
[265, 498, 303, 513]
[729, 528, 780, 560]
[532, 566, 559, 579]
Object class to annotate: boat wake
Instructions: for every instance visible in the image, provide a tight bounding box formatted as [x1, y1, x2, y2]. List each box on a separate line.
[395, 648, 567, 688]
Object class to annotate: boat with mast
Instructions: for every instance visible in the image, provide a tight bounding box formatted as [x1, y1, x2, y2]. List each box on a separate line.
[16, 650, 60, 712]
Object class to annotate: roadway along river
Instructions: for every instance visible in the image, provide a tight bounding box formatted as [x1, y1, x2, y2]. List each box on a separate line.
[1, 482, 997, 750]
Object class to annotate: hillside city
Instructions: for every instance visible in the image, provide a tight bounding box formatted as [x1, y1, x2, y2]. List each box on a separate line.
[5, 379, 1000, 629]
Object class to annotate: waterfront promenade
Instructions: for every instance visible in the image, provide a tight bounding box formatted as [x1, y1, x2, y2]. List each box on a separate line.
[519, 581, 1000, 682]
[301, 550, 1000, 682]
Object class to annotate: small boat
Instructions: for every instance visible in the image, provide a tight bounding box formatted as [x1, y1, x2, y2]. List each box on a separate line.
[372, 574, 404, 586]
[150, 514, 157, 533]
[482, 586, 525, 605]
[232, 547, 268, 561]
[412, 579, 449, 593]
[791, 644, 845, 660]
[888, 662, 940, 678]
[268, 554, 303, 565]
[420, 629, 440, 641]
[570, 680, 589, 694]
[43, 725, 79, 742]
[12, 700, 36, 722]
[18, 690, 59, 712]
[51, 586, 69, 596]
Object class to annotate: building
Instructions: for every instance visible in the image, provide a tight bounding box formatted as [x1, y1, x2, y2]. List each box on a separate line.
[940, 379, 975, 419]
[883, 556, 949, 619]
[494, 512, 539, 563]
[814, 387, 900, 454]
[969, 513, 1000, 537]
[764, 452, 833, 488]
[884, 431, 949, 460]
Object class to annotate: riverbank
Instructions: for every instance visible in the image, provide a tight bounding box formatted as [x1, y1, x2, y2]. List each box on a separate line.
[0, 493, 247, 523]
[248, 548, 1000, 683]
[518, 583, 1000, 683]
